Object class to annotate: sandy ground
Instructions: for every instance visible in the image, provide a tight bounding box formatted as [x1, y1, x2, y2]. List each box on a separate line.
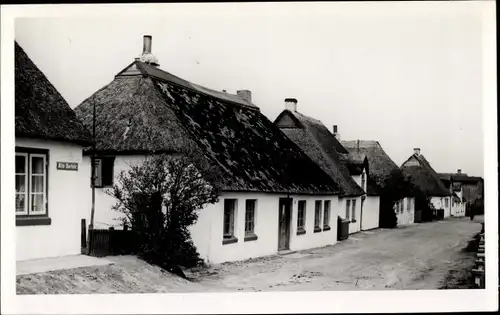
[16, 216, 483, 294]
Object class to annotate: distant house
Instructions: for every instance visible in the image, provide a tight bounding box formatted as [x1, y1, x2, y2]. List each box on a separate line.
[401, 148, 451, 218]
[439, 169, 483, 216]
[15, 42, 92, 261]
[274, 102, 365, 234]
[74, 36, 342, 264]
[341, 140, 415, 226]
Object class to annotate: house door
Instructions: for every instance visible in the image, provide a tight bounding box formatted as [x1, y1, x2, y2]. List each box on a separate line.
[278, 198, 292, 251]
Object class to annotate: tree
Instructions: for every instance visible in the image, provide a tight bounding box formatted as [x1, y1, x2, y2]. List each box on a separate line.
[378, 169, 413, 228]
[107, 151, 221, 271]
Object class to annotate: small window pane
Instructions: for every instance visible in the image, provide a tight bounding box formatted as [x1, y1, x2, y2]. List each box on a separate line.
[15, 194, 26, 213]
[16, 175, 26, 192]
[346, 200, 350, 220]
[352, 199, 357, 220]
[31, 194, 44, 213]
[315, 201, 322, 227]
[245, 200, 256, 234]
[31, 156, 44, 174]
[31, 176, 44, 193]
[16, 155, 26, 173]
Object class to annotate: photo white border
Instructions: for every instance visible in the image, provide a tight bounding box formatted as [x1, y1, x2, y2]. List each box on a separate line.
[1, 2, 497, 314]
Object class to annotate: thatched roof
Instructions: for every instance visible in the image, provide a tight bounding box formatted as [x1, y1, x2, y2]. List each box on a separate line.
[401, 153, 450, 197]
[75, 60, 340, 195]
[274, 110, 364, 197]
[341, 140, 401, 196]
[439, 172, 483, 184]
[15, 41, 92, 145]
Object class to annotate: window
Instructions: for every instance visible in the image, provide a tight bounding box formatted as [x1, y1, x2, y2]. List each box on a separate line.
[314, 200, 322, 232]
[323, 200, 331, 230]
[407, 198, 412, 212]
[244, 199, 257, 241]
[93, 157, 115, 188]
[15, 148, 51, 226]
[346, 199, 351, 220]
[297, 200, 306, 234]
[351, 199, 357, 222]
[223, 199, 237, 244]
[444, 198, 449, 208]
[361, 173, 366, 191]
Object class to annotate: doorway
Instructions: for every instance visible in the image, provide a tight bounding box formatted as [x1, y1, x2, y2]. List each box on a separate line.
[278, 198, 292, 251]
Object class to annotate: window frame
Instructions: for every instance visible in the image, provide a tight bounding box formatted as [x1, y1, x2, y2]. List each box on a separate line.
[361, 172, 366, 192]
[92, 156, 115, 188]
[346, 199, 351, 221]
[15, 152, 28, 215]
[15, 147, 51, 226]
[351, 199, 357, 222]
[222, 199, 238, 244]
[297, 200, 306, 235]
[314, 200, 322, 232]
[244, 199, 258, 241]
[323, 200, 331, 230]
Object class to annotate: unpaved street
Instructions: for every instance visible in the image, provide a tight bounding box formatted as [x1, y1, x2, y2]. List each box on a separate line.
[192, 216, 483, 291]
[16, 216, 482, 294]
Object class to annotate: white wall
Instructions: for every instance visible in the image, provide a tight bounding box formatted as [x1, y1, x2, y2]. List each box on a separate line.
[81, 155, 144, 229]
[83, 155, 341, 264]
[361, 196, 380, 230]
[395, 197, 415, 226]
[16, 138, 88, 261]
[338, 196, 362, 234]
[190, 192, 339, 264]
[430, 196, 451, 218]
[451, 189, 466, 217]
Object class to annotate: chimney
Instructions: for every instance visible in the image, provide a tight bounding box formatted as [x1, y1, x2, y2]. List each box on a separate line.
[237, 90, 252, 103]
[285, 98, 298, 112]
[332, 125, 340, 140]
[143, 35, 152, 54]
[414, 148, 421, 156]
[457, 169, 462, 174]
[139, 35, 159, 67]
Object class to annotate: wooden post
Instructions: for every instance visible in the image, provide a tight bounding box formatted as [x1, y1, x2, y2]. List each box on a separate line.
[81, 218, 87, 254]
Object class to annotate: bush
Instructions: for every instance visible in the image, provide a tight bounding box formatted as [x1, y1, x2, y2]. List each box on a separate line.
[107, 153, 220, 271]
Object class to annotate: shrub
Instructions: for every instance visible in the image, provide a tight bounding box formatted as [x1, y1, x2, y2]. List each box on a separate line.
[107, 153, 220, 271]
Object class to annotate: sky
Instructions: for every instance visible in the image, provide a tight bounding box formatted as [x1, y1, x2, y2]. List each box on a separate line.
[14, 2, 486, 176]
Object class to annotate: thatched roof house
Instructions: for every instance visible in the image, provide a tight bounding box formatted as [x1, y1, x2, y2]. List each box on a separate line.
[74, 39, 340, 195]
[15, 41, 91, 145]
[341, 140, 402, 196]
[438, 171, 484, 203]
[400, 148, 450, 197]
[274, 105, 364, 197]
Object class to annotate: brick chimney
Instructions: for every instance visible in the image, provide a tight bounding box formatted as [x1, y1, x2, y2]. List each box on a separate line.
[285, 98, 298, 112]
[139, 35, 159, 67]
[457, 169, 462, 174]
[414, 148, 421, 156]
[237, 90, 252, 103]
[333, 125, 340, 140]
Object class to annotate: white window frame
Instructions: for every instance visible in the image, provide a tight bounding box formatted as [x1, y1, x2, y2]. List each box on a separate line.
[223, 199, 237, 239]
[245, 199, 256, 236]
[314, 200, 322, 228]
[351, 199, 357, 221]
[323, 200, 331, 228]
[346, 199, 351, 220]
[29, 153, 47, 215]
[15, 153, 28, 215]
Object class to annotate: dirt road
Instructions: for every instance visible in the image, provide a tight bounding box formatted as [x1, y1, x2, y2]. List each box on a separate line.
[17, 216, 482, 294]
[192, 216, 483, 291]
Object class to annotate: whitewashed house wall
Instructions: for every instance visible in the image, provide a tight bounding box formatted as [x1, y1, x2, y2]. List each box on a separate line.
[190, 193, 339, 264]
[338, 196, 362, 234]
[394, 197, 415, 226]
[16, 139, 88, 261]
[361, 196, 380, 230]
[84, 156, 340, 264]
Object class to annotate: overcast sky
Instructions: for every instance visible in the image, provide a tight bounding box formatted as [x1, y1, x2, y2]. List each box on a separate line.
[14, 2, 486, 176]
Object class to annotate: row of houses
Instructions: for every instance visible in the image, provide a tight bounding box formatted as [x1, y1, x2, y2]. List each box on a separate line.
[14, 36, 484, 264]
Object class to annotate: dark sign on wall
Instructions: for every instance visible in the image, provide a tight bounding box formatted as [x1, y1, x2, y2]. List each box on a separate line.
[57, 161, 78, 171]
